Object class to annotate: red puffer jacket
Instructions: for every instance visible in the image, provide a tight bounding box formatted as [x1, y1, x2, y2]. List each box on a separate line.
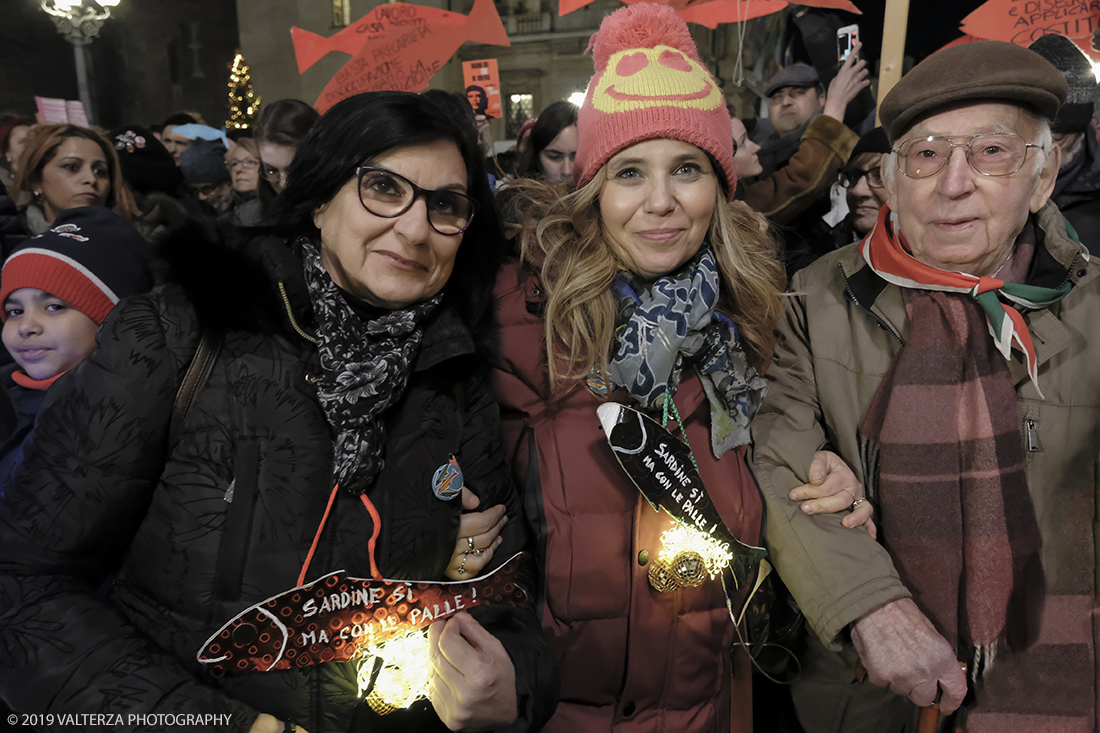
[490, 263, 762, 733]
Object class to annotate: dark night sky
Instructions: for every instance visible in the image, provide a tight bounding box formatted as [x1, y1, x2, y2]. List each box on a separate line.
[835, 0, 990, 60]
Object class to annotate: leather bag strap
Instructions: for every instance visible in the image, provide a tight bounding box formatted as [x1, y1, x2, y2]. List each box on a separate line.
[169, 328, 222, 450]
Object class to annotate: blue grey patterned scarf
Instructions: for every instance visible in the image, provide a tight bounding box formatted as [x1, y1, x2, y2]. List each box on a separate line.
[302, 241, 442, 494]
[606, 246, 766, 458]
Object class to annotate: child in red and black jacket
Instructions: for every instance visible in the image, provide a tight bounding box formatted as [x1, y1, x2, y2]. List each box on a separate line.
[0, 205, 151, 485]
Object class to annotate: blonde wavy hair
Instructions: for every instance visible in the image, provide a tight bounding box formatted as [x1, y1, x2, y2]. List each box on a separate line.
[516, 168, 785, 393]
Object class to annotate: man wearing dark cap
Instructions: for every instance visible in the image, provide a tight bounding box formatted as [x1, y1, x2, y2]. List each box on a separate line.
[1030, 34, 1100, 255]
[753, 63, 829, 178]
[745, 55, 869, 274]
[181, 139, 233, 215]
[750, 40, 1100, 731]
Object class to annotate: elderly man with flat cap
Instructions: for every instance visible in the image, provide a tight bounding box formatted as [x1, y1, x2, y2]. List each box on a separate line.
[751, 40, 1100, 732]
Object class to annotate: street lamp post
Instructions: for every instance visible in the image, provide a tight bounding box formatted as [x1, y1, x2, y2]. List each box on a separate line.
[40, 0, 121, 126]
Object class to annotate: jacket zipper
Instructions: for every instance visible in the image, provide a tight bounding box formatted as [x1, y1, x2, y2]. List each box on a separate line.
[1025, 419, 1041, 452]
[840, 271, 905, 345]
[278, 282, 318, 344]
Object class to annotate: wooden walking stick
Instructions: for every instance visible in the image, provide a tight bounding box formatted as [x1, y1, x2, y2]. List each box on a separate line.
[918, 662, 968, 733]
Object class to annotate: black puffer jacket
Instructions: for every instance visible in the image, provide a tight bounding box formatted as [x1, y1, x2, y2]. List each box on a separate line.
[0, 224, 556, 732]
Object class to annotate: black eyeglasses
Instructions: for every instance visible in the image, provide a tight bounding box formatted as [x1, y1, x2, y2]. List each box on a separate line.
[838, 167, 884, 189]
[894, 133, 1042, 179]
[356, 166, 478, 236]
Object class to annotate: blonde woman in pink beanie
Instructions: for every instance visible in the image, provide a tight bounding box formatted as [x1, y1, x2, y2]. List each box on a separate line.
[489, 4, 867, 730]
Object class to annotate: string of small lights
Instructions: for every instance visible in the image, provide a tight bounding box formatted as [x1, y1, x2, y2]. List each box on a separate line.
[355, 629, 432, 714]
[226, 50, 261, 130]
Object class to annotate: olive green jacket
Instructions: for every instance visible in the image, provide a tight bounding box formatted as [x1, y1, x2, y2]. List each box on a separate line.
[749, 200, 1100, 649]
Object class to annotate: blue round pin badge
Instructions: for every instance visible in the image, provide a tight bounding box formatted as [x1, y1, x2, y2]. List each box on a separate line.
[432, 458, 463, 501]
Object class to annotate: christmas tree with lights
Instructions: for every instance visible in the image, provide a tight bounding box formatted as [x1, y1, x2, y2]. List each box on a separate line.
[226, 51, 261, 130]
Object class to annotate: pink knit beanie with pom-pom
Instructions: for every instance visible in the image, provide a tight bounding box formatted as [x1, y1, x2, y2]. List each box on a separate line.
[573, 3, 734, 197]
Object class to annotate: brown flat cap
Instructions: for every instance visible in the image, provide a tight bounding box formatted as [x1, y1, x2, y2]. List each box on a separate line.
[879, 40, 1068, 143]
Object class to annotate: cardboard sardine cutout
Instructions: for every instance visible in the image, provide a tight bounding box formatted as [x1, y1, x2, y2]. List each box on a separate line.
[197, 553, 527, 675]
[291, 0, 510, 114]
[596, 403, 765, 587]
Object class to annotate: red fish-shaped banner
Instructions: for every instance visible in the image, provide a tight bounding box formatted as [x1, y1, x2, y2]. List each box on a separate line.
[196, 553, 528, 675]
[961, 0, 1100, 57]
[290, 0, 511, 114]
[559, 0, 858, 23]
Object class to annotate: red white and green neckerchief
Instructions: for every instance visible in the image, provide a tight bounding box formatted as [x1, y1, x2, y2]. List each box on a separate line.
[858, 206, 1074, 397]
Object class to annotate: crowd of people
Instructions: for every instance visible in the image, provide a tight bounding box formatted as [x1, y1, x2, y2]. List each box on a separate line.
[0, 4, 1096, 733]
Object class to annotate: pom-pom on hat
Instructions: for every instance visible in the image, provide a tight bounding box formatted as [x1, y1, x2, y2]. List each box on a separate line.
[574, 3, 735, 197]
[1, 206, 152, 325]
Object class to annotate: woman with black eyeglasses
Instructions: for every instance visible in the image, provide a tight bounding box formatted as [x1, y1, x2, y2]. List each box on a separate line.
[828, 126, 891, 250]
[0, 92, 556, 733]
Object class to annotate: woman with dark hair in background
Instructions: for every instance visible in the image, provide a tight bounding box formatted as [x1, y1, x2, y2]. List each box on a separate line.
[254, 99, 320, 194]
[0, 91, 556, 733]
[513, 101, 578, 183]
[0, 115, 34, 193]
[497, 101, 579, 231]
[107, 123, 192, 243]
[8, 124, 134, 253]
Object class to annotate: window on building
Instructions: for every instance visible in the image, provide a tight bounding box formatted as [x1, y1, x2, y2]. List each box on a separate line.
[333, 0, 351, 27]
[507, 93, 534, 140]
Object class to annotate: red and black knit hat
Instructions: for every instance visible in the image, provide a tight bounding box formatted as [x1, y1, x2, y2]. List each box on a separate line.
[1, 206, 152, 324]
[574, 3, 735, 197]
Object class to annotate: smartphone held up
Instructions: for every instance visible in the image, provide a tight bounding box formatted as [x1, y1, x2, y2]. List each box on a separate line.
[838, 24, 859, 63]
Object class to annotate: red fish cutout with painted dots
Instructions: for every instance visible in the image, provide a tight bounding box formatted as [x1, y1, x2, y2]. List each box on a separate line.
[196, 553, 528, 674]
[290, 0, 510, 114]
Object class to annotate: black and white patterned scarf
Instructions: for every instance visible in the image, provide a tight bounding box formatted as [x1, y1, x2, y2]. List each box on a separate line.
[606, 246, 766, 458]
[301, 241, 442, 494]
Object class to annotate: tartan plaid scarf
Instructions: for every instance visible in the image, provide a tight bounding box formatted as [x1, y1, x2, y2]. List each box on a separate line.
[859, 287, 1045, 668]
[858, 207, 1072, 396]
[858, 209, 1049, 666]
[857, 210, 1099, 726]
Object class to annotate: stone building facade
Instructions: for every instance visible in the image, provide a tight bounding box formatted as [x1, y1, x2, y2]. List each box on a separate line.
[2, 0, 240, 130]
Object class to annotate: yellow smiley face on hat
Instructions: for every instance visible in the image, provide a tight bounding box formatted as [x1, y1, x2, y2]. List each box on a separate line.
[591, 45, 723, 114]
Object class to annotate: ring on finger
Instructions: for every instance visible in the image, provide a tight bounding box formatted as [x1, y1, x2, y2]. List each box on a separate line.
[466, 536, 475, 551]
[850, 497, 867, 511]
[473, 547, 486, 555]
